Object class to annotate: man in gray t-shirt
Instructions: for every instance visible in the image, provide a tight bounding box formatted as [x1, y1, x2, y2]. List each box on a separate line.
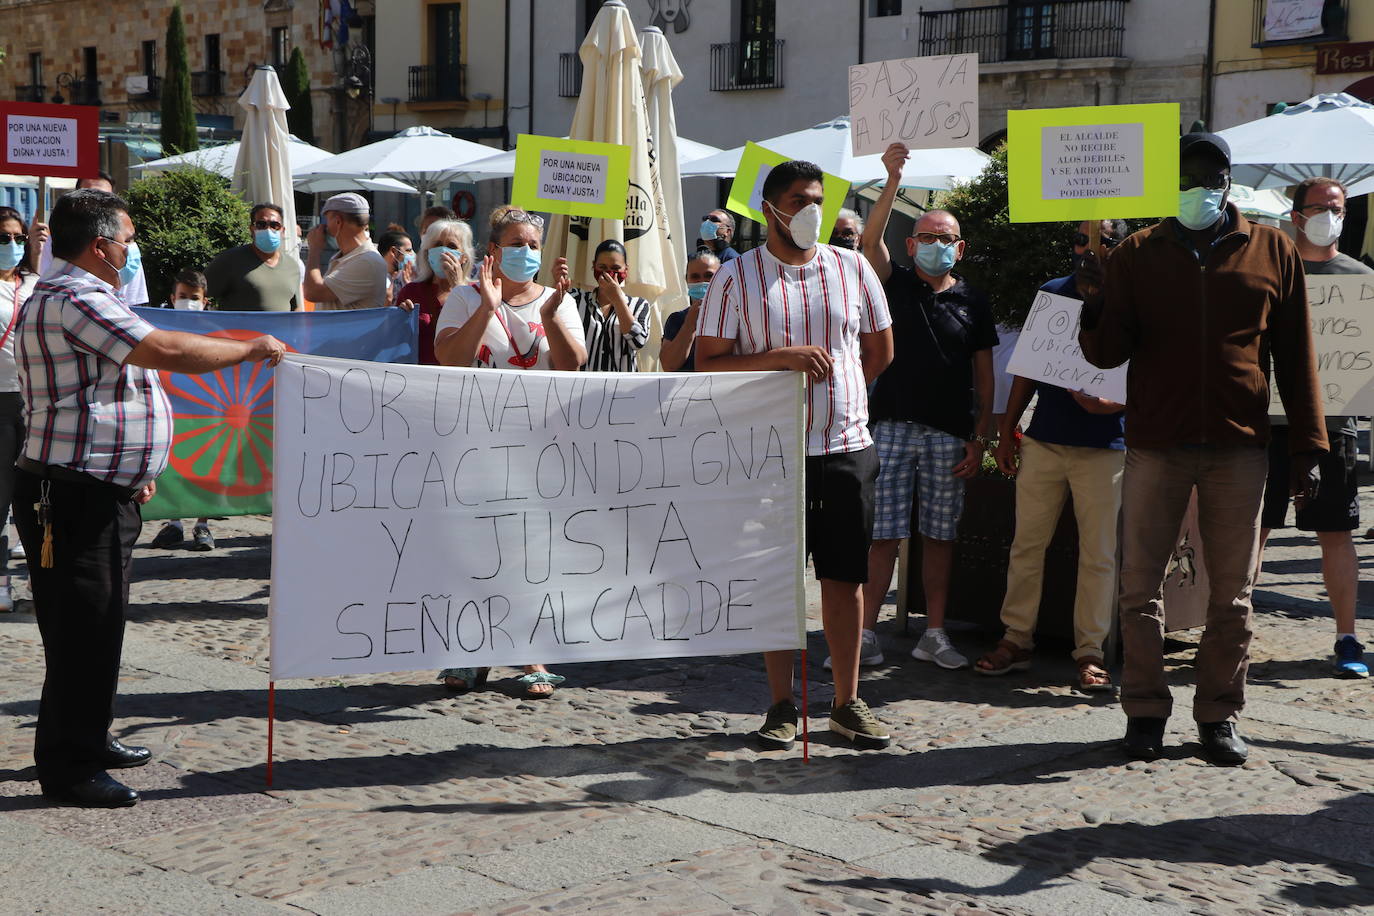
[205, 203, 301, 311]
[1258, 176, 1372, 680]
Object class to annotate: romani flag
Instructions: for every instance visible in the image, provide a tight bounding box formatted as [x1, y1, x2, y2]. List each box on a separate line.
[132, 307, 418, 520]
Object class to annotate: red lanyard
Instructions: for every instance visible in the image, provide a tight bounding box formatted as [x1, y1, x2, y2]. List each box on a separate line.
[0, 276, 21, 351]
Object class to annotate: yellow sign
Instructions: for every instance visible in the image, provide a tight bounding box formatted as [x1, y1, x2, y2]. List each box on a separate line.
[511, 134, 632, 220]
[725, 142, 850, 241]
[1007, 103, 1180, 222]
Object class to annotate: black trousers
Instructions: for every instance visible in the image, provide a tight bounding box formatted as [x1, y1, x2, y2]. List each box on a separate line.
[0, 392, 24, 572]
[14, 467, 141, 787]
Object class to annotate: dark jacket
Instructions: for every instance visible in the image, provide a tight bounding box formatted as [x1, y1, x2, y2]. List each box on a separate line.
[1079, 206, 1327, 455]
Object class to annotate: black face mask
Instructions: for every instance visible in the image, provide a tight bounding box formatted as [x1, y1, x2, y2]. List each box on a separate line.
[829, 234, 859, 250]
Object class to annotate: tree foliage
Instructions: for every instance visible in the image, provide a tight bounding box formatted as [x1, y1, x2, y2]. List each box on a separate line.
[126, 168, 250, 306]
[283, 48, 315, 144]
[160, 3, 199, 156]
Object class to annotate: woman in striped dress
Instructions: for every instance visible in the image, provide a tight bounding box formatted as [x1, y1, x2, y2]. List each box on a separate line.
[571, 240, 652, 372]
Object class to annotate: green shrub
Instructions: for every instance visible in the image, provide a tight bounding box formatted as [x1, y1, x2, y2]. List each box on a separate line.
[160, 3, 198, 156]
[126, 167, 250, 306]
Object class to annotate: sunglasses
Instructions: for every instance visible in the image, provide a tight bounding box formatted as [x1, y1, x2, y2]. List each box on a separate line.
[0, 233, 27, 245]
[1074, 233, 1121, 248]
[495, 210, 545, 231]
[253, 219, 284, 231]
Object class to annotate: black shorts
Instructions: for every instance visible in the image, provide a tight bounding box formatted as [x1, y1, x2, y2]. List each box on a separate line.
[1262, 427, 1359, 532]
[805, 446, 878, 583]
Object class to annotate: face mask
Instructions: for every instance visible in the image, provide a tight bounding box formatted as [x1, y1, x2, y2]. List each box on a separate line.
[106, 240, 141, 288]
[830, 234, 859, 250]
[699, 220, 721, 243]
[254, 228, 282, 254]
[1301, 210, 1343, 247]
[428, 246, 459, 277]
[499, 245, 542, 282]
[0, 241, 23, 271]
[915, 240, 958, 276]
[686, 281, 710, 301]
[1177, 187, 1226, 231]
[402, 251, 416, 269]
[173, 297, 205, 311]
[769, 201, 822, 250]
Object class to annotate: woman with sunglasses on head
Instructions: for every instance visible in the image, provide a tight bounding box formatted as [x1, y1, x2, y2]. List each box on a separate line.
[432, 205, 587, 698]
[570, 239, 652, 372]
[204, 203, 303, 311]
[0, 207, 35, 610]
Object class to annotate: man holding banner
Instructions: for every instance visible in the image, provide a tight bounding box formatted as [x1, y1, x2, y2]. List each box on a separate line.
[696, 160, 894, 751]
[1257, 176, 1372, 679]
[15, 189, 285, 808]
[1078, 133, 1328, 766]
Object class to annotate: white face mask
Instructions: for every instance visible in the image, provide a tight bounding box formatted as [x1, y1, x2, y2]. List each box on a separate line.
[1301, 210, 1343, 247]
[173, 297, 205, 311]
[769, 201, 823, 250]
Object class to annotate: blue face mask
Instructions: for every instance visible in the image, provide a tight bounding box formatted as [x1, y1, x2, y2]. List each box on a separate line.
[915, 239, 958, 276]
[0, 240, 23, 271]
[699, 220, 721, 243]
[106, 240, 141, 288]
[500, 245, 541, 282]
[402, 251, 416, 269]
[427, 246, 460, 277]
[1178, 187, 1226, 231]
[254, 228, 282, 254]
[686, 281, 710, 301]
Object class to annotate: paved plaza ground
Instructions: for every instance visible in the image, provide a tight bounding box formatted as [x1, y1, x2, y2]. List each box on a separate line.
[1, 479, 1372, 915]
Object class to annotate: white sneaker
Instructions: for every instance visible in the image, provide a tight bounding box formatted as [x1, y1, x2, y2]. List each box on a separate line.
[0, 585, 12, 612]
[912, 629, 969, 670]
[823, 628, 885, 670]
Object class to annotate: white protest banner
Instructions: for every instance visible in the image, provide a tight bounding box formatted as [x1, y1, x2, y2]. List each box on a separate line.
[848, 54, 977, 157]
[269, 355, 806, 680]
[1006, 290, 1128, 404]
[1271, 274, 1374, 417]
[1263, 0, 1325, 41]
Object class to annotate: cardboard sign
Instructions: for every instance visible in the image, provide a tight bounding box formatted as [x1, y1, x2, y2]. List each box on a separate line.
[1007, 103, 1179, 222]
[1263, 0, 1325, 41]
[511, 134, 632, 220]
[1006, 291, 1128, 404]
[1271, 274, 1374, 418]
[725, 142, 850, 242]
[0, 101, 99, 180]
[269, 355, 807, 680]
[848, 53, 978, 157]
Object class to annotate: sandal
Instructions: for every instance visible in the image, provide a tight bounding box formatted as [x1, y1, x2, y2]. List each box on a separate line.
[974, 639, 1032, 676]
[1076, 657, 1113, 693]
[439, 667, 489, 694]
[516, 670, 566, 699]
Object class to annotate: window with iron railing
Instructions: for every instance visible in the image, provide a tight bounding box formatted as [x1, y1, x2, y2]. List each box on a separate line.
[192, 70, 225, 97]
[710, 40, 785, 91]
[408, 64, 466, 103]
[559, 52, 583, 98]
[918, 0, 1128, 63]
[1252, 0, 1348, 47]
[16, 84, 46, 103]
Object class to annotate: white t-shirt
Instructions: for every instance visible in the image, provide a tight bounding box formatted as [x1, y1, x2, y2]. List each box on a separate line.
[0, 272, 38, 392]
[320, 241, 390, 310]
[39, 238, 149, 306]
[435, 284, 586, 370]
[696, 244, 892, 456]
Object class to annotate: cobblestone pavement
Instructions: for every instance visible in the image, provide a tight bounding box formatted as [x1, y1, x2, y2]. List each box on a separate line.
[0, 478, 1372, 916]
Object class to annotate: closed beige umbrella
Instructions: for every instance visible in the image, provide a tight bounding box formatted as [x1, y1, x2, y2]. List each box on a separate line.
[233, 67, 298, 256]
[640, 24, 689, 367]
[544, 0, 677, 368]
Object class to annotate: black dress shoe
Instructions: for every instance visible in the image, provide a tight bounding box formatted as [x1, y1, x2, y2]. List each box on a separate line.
[1124, 716, 1167, 760]
[42, 773, 139, 808]
[101, 739, 152, 769]
[1198, 720, 1248, 766]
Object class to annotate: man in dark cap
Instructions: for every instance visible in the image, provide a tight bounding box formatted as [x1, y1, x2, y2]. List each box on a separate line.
[1078, 132, 1328, 766]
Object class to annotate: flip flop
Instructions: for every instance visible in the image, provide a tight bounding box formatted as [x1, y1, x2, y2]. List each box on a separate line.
[516, 670, 566, 699]
[439, 667, 489, 694]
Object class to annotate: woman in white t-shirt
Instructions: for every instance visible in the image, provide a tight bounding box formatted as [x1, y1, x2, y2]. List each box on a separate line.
[0, 207, 37, 612]
[432, 205, 587, 698]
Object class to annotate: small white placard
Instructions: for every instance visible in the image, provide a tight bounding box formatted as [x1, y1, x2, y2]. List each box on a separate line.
[848, 54, 978, 157]
[6, 114, 78, 168]
[1041, 123, 1144, 201]
[537, 151, 610, 205]
[1272, 274, 1374, 417]
[1006, 291, 1128, 404]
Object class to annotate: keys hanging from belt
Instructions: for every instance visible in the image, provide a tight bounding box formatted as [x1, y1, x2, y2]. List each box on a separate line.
[34, 480, 53, 569]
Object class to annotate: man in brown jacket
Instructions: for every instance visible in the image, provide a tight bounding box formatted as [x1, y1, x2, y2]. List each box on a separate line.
[1078, 132, 1327, 766]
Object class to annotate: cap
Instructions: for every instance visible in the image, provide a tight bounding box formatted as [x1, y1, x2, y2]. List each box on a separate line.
[321, 192, 370, 217]
[1179, 132, 1231, 167]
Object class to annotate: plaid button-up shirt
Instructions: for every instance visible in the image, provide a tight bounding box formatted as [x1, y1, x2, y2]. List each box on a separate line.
[17, 263, 172, 490]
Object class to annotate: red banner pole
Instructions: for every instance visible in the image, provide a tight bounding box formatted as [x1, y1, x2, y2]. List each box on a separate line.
[800, 649, 810, 763]
[266, 681, 275, 787]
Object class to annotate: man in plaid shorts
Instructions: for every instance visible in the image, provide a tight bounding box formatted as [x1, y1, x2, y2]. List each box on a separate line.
[855, 143, 998, 671]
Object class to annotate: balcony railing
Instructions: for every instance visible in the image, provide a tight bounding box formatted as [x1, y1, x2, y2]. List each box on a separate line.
[559, 52, 582, 98]
[15, 84, 46, 103]
[66, 79, 102, 106]
[918, 1, 1128, 63]
[1252, 0, 1348, 47]
[407, 64, 466, 103]
[710, 39, 785, 91]
[128, 75, 162, 101]
[192, 70, 226, 97]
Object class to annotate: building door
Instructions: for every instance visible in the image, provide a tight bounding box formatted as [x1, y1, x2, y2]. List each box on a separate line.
[738, 0, 777, 86]
[1007, 1, 1054, 60]
[429, 3, 462, 100]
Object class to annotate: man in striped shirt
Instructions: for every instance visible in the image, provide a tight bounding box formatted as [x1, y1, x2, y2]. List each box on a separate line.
[696, 160, 895, 751]
[16, 189, 285, 808]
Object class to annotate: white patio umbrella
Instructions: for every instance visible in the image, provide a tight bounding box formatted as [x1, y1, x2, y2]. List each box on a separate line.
[1218, 93, 1374, 193]
[544, 0, 678, 349]
[639, 25, 689, 332]
[291, 125, 497, 201]
[453, 135, 722, 182]
[680, 116, 990, 190]
[131, 135, 413, 194]
[233, 66, 298, 254]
